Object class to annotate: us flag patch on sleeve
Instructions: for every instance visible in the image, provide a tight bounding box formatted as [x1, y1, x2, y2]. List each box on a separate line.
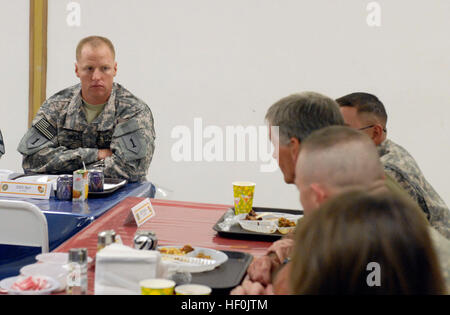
[34, 118, 57, 140]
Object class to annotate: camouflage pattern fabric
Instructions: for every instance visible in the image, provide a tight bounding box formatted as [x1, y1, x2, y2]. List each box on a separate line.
[379, 139, 450, 240]
[17, 83, 155, 182]
[0, 129, 4, 158]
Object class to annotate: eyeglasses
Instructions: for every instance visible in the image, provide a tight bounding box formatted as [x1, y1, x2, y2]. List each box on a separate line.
[358, 125, 387, 133]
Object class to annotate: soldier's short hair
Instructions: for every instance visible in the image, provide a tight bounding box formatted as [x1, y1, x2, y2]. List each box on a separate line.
[297, 125, 384, 189]
[335, 92, 388, 126]
[265, 92, 344, 145]
[76, 36, 116, 61]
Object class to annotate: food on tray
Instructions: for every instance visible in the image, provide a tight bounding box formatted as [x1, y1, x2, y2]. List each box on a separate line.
[244, 209, 262, 221]
[181, 245, 194, 254]
[158, 245, 212, 260]
[278, 217, 296, 227]
[10, 276, 50, 291]
[159, 245, 194, 256]
[196, 252, 212, 260]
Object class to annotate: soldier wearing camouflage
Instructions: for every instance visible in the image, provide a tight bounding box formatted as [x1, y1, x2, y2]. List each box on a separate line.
[18, 83, 155, 182]
[379, 139, 450, 240]
[336, 92, 450, 240]
[0, 129, 4, 159]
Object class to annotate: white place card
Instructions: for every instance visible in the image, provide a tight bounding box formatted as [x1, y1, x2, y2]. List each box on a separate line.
[0, 180, 52, 199]
[124, 198, 155, 227]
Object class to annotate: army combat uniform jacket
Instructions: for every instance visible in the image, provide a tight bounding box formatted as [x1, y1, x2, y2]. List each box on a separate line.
[18, 83, 155, 182]
[0, 129, 4, 159]
[379, 139, 450, 239]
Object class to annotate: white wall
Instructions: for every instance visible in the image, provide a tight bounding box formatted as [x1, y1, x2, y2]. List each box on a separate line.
[2, 0, 449, 210]
[0, 1, 29, 174]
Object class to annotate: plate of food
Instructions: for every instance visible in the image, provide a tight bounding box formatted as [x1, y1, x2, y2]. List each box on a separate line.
[0, 275, 60, 295]
[236, 209, 302, 235]
[157, 245, 228, 273]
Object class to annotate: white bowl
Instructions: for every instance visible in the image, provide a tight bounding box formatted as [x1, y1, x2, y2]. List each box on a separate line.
[0, 275, 59, 295]
[20, 263, 68, 292]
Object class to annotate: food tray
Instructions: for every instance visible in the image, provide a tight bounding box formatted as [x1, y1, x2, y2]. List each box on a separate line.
[88, 178, 127, 197]
[190, 250, 253, 295]
[213, 207, 304, 242]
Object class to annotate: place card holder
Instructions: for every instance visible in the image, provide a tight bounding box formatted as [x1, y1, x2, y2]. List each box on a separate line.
[0, 180, 53, 199]
[124, 198, 155, 227]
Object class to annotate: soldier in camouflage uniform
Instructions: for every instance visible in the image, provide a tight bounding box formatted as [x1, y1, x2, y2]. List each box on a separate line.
[337, 92, 450, 239]
[18, 36, 155, 182]
[233, 126, 449, 294]
[0, 129, 4, 159]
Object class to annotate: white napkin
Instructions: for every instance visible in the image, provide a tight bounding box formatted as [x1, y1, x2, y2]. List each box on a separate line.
[94, 244, 168, 295]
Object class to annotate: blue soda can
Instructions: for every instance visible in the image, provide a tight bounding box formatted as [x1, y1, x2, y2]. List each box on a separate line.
[56, 175, 73, 200]
[89, 169, 104, 192]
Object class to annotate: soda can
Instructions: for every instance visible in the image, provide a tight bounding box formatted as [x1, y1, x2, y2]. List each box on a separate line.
[56, 175, 73, 201]
[97, 230, 116, 252]
[73, 169, 89, 201]
[133, 231, 158, 250]
[89, 169, 104, 192]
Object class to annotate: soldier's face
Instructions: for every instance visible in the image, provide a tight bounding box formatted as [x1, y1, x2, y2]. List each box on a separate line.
[75, 43, 117, 105]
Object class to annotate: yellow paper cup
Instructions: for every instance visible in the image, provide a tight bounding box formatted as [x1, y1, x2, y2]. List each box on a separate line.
[233, 181, 256, 215]
[140, 279, 176, 295]
[175, 284, 212, 295]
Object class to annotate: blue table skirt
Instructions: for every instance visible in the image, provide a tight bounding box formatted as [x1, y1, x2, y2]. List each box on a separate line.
[0, 182, 155, 280]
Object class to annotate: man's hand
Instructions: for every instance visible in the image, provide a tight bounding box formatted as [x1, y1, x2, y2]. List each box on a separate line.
[97, 149, 113, 160]
[267, 238, 294, 263]
[230, 276, 274, 295]
[246, 254, 279, 285]
[246, 238, 294, 286]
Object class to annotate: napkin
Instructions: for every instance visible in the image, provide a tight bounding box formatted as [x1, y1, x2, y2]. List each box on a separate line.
[94, 243, 168, 295]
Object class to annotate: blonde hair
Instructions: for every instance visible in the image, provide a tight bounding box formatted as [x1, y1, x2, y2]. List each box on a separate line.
[76, 36, 115, 61]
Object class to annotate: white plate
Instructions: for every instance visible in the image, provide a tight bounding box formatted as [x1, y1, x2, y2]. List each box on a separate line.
[36, 252, 93, 265]
[236, 212, 302, 234]
[157, 246, 228, 273]
[20, 263, 69, 292]
[0, 275, 59, 295]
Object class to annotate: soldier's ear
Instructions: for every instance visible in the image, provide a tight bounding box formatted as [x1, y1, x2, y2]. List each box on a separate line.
[372, 124, 385, 146]
[113, 62, 117, 77]
[75, 62, 80, 78]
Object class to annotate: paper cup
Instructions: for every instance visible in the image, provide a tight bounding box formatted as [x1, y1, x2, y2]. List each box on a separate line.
[140, 279, 176, 295]
[175, 284, 212, 295]
[233, 181, 256, 215]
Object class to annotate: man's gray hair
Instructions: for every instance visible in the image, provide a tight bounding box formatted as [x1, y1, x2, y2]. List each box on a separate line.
[265, 92, 344, 145]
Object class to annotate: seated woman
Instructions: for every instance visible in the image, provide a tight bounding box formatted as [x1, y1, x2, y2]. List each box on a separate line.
[289, 190, 446, 294]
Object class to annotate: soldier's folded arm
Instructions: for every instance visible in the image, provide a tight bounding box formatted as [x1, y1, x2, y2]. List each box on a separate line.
[18, 126, 98, 174]
[18, 111, 99, 174]
[102, 109, 155, 182]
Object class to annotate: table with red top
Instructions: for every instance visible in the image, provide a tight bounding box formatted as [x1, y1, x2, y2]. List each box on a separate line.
[53, 197, 273, 294]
